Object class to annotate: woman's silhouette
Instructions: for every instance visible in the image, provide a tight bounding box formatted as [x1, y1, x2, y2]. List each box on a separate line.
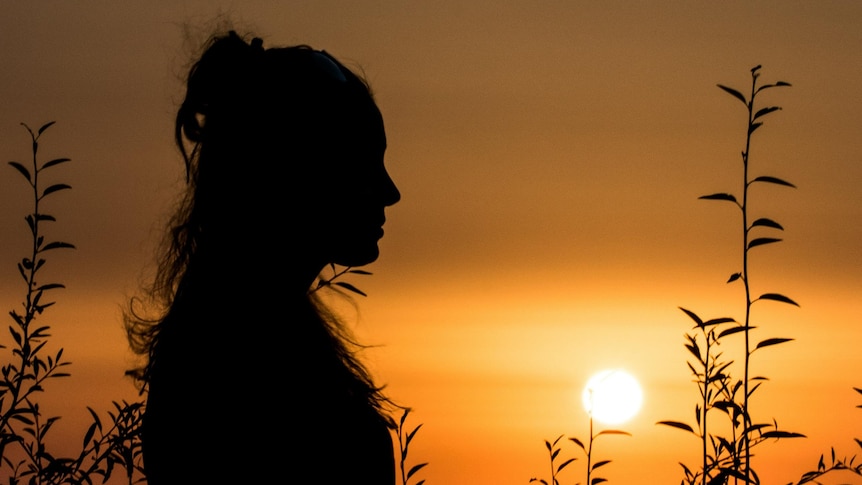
[125, 31, 400, 483]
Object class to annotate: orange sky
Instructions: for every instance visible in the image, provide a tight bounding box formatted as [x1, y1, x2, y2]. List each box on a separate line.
[1, 2, 861, 483]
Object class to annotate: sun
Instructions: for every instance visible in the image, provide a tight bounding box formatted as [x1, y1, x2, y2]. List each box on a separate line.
[581, 369, 643, 425]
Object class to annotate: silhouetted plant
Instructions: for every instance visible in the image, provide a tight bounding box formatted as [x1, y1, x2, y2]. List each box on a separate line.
[531, 413, 630, 485]
[658, 66, 804, 485]
[530, 435, 575, 485]
[569, 415, 630, 485]
[3, 121, 145, 483]
[311, 263, 372, 297]
[785, 387, 862, 485]
[397, 407, 428, 485]
[312, 267, 430, 484]
[658, 311, 740, 485]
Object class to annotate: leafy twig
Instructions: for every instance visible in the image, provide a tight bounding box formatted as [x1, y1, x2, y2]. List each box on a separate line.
[310, 263, 372, 297]
[397, 408, 428, 485]
[2, 121, 146, 483]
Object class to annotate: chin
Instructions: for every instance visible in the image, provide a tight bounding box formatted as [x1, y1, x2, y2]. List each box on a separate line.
[335, 246, 380, 268]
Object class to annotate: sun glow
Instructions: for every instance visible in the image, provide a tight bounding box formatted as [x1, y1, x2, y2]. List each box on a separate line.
[582, 369, 643, 425]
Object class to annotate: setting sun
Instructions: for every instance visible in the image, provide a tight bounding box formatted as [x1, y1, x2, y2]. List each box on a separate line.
[581, 369, 643, 426]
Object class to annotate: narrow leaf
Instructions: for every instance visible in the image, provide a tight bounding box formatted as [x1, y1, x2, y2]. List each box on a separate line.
[8, 161, 31, 182]
[569, 437, 585, 451]
[755, 338, 794, 350]
[333, 281, 367, 297]
[749, 122, 763, 134]
[11, 414, 34, 425]
[37, 121, 56, 135]
[699, 193, 738, 203]
[36, 283, 65, 292]
[41, 183, 72, 198]
[9, 327, 22, 345]
[750, 218, 784, 230]
[718, 326, 749, 339]
[756, 81, 792, 94]
[748, 237, 781, 249]
[678, 307, 703, 326]
[761, 430, 806, 439]
[406, 463, 428, 480]
[657, 421, 695, 434]
[405, 424, 423, 447]
[753, 106, 781, 120]
[41, 241, 76, 251]
[82, 422, 97, 447]
[685, 361, 698, 377]
[717, 84, 747, 105]
[685, 342, 702, 361]
[556, 458, 576, 473]
[757, 293, 800, 306]
[41, 158, 71, 170]
[745, 423, 771, 434]
[592, 460, 611, 470]
[9, 311, 25, 326]
[751, 175, 796, 188]
[703, 317, 735, 327]
[727, 272, 742, 283]
[596, 430, 631, 437]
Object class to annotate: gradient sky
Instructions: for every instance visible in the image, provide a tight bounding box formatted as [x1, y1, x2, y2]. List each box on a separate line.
[1, 2, 861, 483]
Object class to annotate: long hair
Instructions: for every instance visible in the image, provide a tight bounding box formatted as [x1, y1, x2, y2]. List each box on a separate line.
[125, 30, 393, 425]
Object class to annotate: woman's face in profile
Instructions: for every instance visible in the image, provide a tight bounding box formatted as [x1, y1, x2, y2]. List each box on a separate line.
[316, 103, 400, 268]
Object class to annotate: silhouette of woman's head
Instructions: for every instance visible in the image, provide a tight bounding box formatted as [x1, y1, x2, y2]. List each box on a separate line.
[128, 34, 401, 482]
[174, 31, 400, 287]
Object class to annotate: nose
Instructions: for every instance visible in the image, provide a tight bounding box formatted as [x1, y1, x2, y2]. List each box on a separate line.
[382, 169, 400, 207]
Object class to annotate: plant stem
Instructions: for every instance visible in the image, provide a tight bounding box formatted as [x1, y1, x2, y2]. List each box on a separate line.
[702, 332, 710, 485]
[586, 415, 593, 485]
[741, 68, 758, 485]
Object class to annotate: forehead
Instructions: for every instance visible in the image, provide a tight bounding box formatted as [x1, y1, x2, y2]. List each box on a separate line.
[340, 97, 386, 149]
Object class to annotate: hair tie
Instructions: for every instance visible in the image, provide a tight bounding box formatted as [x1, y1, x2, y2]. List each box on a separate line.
[313, 51, 347, 83]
